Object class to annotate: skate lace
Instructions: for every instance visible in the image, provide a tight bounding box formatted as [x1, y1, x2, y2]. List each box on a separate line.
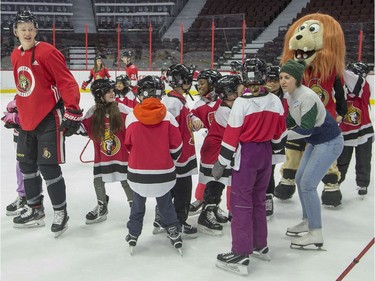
[167, 226, 180, 239]
[54, 210, 65, 225]
[207, 210, 218, 224]
[11, 196, 22, 208]
[215, 206, 227, 219]
[20, 205, 33, 218]
[90, 204, 103, 218]
[265, 199, 273, 211]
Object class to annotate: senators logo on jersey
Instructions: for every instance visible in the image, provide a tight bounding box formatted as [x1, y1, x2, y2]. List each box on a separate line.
[343, 102, 361, 126]
[101, 130, 121, 156]
[307, 78, 329, 106]
[16, 66, 35, 97]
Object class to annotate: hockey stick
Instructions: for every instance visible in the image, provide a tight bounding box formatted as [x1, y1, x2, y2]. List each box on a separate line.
[336, 237, 374, 281]
[79, 139, 94, 163]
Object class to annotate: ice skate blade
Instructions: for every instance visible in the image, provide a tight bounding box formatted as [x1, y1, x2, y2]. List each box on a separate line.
[290, 243, 326, 251]
[53, 225, 68, 238]
[13, 219, 45, 228]
[129, 246, 135, 256]
[251, 253, 271, 261]
[85, 216, 107, 225]
[215, 260, 248, 275]
[178, 248, 183, 256]
[197, 225, 223, 236]
[285, 230, 308, 237]
[6, 209, 22, 216]
[266, 215, 273, 221]
[152, 227, 166, 235]
[182, 232, 198, 239]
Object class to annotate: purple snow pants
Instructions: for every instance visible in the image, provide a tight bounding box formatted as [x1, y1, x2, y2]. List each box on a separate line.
[230, 141, 272, 255]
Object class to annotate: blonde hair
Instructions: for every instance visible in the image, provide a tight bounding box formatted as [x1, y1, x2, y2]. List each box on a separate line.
[281, 13, 346, 81]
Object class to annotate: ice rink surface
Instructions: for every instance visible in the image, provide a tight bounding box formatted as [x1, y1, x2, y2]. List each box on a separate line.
[1, 92, 374, 281]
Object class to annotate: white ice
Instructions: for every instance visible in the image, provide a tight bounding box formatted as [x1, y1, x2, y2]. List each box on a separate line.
[1, 93, 374, 281]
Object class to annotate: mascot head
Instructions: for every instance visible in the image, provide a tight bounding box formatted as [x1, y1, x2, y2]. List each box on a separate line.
[281, 13, 346, 81]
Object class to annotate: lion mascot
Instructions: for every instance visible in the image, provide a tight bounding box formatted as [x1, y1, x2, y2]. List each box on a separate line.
[275, 13, 347, 207]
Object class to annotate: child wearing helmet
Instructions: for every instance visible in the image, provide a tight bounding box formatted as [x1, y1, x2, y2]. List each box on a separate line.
[124, 75, 183, 254]
[159, 64, 198, 238]
[115, 74, 138, 108]
[77, 79, 134, 224]
[214, 58, 286, 275]
[337, 62, 374, 197]
[81, 55, 111, 90]
[197, 75, 244, 235]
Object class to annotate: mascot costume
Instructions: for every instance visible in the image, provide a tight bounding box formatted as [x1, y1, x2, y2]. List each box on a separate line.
[275, 13, 347, 207]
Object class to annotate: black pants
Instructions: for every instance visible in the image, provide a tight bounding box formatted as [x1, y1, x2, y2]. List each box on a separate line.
[170, 176, 192, 224]
[266, 164, 276, 194]
[337, 137, 373, 188]
[204, 181, 225, 205]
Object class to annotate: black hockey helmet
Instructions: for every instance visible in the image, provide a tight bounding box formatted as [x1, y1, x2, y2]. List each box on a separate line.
[116, 74, 131, 86]
[242, 58, 268, 85]
[230, 61, 242, 72]
[267, 65, 280, 81]
[166, 64, 193, 88]
[137, 75, 165, 99]
[121, 50, 133, 58]
[94, 55, 102, 61]
[347, 61, 370, 77]
[216, 75, 243, 101]
[13, 10, 38, 30]
[91, 79, 115, 103]
[197, 69, 222, 88]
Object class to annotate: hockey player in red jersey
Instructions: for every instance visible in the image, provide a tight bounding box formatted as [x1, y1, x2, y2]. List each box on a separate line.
[124, 76, 183, 255]
[158, 64, 198, 238]
[11, 10, 82, 237]
[121, 50, 138, 93]
[337, 62, 374, 198]
[197, 75, 244, 235]
[214, 58, 286, 275]
[114, 74, 138, 109]
[77, 79, 134, 224]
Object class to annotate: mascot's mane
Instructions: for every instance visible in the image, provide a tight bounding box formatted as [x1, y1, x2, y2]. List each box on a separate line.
[281, 13, 346, 81]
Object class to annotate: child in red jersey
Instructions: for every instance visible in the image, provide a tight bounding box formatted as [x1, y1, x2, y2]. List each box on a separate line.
[11, 10, 82, 237]
[214, 58, 286, 275]
[124, 76, 183, 255]
[81, 55, 111, 90]
[77, 79, 134, 224]
[115, 74, 138, 109]
[197, 75, 244, 235]
[337, 62, 374, 197]
[157, 64, 198, 238]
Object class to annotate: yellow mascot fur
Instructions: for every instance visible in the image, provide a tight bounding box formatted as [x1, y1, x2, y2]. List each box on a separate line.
[275, 13, 347, 207]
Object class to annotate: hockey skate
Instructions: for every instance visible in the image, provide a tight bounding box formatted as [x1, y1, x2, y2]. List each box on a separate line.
[182, 222, 198, 239]
[125, 233, 138, 255]
[321, 188, 342, 207]
[213, 205, 228, 223]
[166, 226, 183, 256]
[6, 195, 27, 216]
[13, 205, 45, 228]
[216, 252, 250, 275]
[265, 194, 274, 220]
[86, 196, 109, 224]
[251, 246, 271, 261]
[51, 208, 69, 238]
[274, 178, 296, 200]
[152, 206, 166, 234]
[198, 204, 223, 236]
[188, 199, 203, 216]
[286, 219, 309, 237]
[357, 186, 367, 199]
[290, 229, 325, 251]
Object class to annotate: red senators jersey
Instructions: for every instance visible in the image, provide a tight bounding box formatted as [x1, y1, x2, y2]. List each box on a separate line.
[81, 103, 132, 182]
[11, 41, 80, 130]
[125, 63, 138, 93]
[88, 67, 110, 81]
[162, 90, 198, 177]
[190, 98, 222, 129]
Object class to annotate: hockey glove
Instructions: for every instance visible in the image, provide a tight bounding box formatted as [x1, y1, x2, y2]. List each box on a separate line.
[212, 160, 226, 181]
[81, 81, 88, 90]
[59, 108, 83, 137]
[1, 111, 20, 129]
[6, 100, 17, 113]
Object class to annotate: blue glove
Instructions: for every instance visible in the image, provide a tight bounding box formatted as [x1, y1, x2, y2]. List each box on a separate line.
[59, 108, 83, 137]
[212, 160, 226, 180]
